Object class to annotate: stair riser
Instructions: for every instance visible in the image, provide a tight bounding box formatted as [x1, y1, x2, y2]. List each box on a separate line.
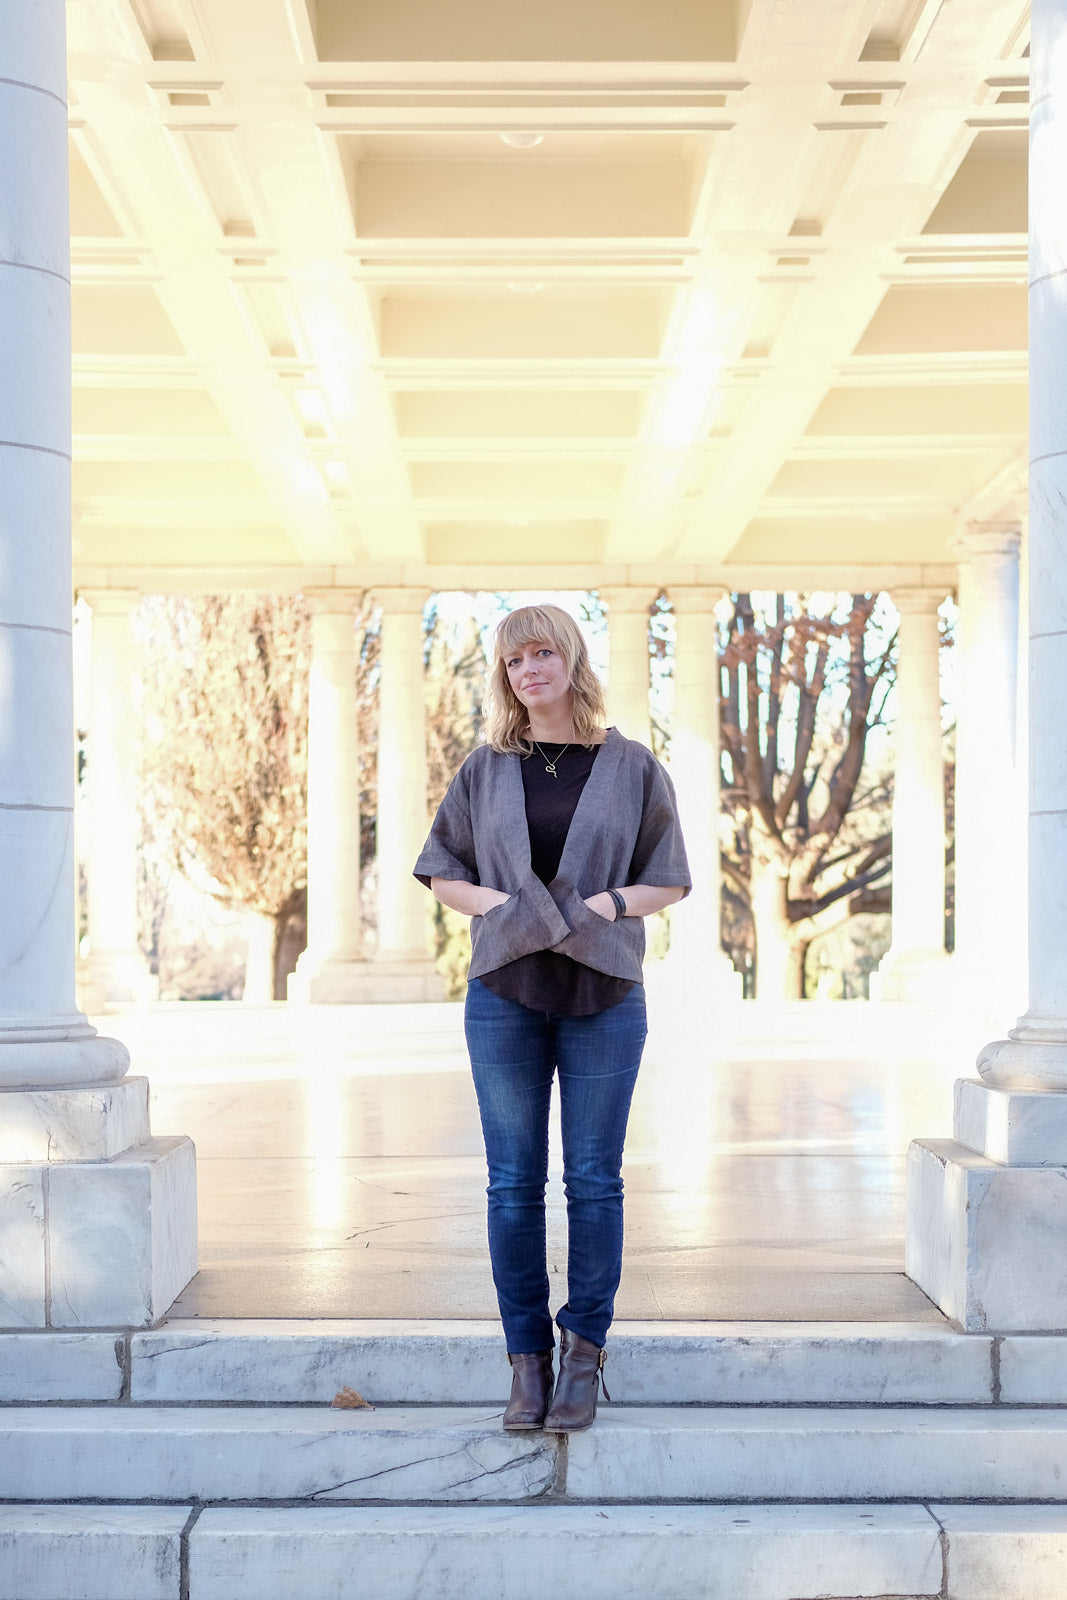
[127, 1323, 995, 1406]
[5, 1407, 1067, 1504]
[3, 1504, 1067, 1600]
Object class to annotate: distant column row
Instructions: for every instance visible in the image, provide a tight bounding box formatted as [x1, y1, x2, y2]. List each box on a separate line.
[78, 568, 1024, 1005]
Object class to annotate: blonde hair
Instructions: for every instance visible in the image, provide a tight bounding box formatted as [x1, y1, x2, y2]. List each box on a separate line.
[483, 603, 607, 754]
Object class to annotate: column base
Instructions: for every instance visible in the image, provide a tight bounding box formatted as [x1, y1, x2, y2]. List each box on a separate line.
[978, 1030, 1067, 1091]
[288, 954, 445, 1004]
[906, 1076, 1067, 1330]
[0, 1024, 130, 1090]
[871, 949, 950, 1004]
[658, 946, 743, 1003]
[0, 1077, 197, 1329]
[906, 1137, 1067, 1331]
[78, 949, 158, 1012]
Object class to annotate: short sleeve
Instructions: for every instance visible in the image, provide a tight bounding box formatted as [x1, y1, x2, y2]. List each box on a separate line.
[413, 762, 480, 889]
[628, 761, 692, 894]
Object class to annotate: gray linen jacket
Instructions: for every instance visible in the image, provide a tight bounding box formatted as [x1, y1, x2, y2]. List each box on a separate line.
[413, 728, 691, 983]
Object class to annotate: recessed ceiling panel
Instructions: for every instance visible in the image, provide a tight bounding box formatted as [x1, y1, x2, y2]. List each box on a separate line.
[410, 461, 622, 499]
[69, 144, 124, 236]
[728, 514, 954, 564]
[314, 0, 736, 62]
[73, 461, 267, 499]
[349, 148, 695, 238]
[767, 455, 1006, 503]
[380, 290, 667, 359]
[73, 388, 230, 436]
[806, 383, 1026, 436]
[922, 130, 1027, 234]
[854, 283, 1027, 354]
[393, 390, 645, 438]
[72, 285, 186, 355]
[425, 522, 607, 563]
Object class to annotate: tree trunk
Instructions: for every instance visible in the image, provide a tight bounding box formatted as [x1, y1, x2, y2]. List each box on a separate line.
[749, 860, 806, 1000]
[243, 910, 276, 1003]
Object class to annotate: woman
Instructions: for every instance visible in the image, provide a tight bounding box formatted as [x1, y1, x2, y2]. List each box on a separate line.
[414, 604, 690, 1432]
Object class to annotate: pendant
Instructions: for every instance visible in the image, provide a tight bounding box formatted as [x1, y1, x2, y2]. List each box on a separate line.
[545, 761, 558, 777]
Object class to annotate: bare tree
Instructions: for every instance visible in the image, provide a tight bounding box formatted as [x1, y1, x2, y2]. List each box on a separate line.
[719, 592, 896, 998]
[136, 594, 311, 1000]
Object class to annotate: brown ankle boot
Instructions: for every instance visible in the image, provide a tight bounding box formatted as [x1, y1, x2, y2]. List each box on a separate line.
[503, 1349, 555, 1430]
[542, 1327, 610, 1433]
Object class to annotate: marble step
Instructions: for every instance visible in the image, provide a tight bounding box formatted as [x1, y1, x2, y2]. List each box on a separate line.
[0, 1505, 190, 1600]
[5, 1405, 1067, 1504]
[4, 1502, 1067, 1600]
[127, 1318, 997, 1406]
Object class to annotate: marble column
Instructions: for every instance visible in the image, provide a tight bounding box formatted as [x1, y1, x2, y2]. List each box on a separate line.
[875, 590, 949, 1002]
[80, 590, 157, 1006]
[905, 0, 1067, 1329]
[601, 587, 653, 747]
[664, 588, 740, 996]
[0, 0, 195, 1326]
[372, 588, 444, 1001]
[288, 592, 368, 1002]
[951, 523, 1024, 1010]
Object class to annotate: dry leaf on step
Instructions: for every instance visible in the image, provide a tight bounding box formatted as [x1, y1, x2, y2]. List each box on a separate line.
[331, 1386, 374, 1409]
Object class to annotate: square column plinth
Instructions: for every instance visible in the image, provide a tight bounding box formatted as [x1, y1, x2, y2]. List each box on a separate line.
[0, 1082, 197, 1330]
[907, 1080, 1067, 1331]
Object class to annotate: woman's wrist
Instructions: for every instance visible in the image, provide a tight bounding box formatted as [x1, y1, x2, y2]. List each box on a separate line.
[606, 888, 628, 920]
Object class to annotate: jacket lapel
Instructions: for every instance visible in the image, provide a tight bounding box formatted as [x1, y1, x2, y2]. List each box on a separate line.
[553, 728, 624, 886]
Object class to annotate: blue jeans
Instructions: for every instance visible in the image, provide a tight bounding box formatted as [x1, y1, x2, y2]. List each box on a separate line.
[464, 977, 647, 1352]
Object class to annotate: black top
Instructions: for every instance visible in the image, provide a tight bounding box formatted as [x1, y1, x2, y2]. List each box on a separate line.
[477, 740, 636, 1017]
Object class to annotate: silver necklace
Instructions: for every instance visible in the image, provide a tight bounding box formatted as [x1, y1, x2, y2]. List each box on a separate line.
[531, 741, 571, 777]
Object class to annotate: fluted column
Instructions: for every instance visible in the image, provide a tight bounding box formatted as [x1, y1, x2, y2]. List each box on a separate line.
[0, 0, 195, 1327]
[373, 588, 444, 1000]
[601, 587, 653, 747]
[289, 591, 367, 1002]
[951, 523, 1024, 1010]
[905, 0, 1067, 1331]
[665, 588, 739, 994]
[875, 590, 949, 1001]
[80, 590, 156, 1006]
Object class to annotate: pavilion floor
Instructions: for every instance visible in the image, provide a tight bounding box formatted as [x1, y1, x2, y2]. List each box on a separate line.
[93, 988, 989, 1326]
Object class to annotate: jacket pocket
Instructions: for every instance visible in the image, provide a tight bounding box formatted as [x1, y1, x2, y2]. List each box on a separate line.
[468, 881, 571, 977]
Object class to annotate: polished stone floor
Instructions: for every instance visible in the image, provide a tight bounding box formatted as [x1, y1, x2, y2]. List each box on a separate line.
[97, 987, 989, 1324]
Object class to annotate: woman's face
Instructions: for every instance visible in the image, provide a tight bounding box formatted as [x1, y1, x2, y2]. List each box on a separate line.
[503, 638, 572, 721]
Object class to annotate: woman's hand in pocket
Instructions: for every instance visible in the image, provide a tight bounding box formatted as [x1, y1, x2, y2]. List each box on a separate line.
[583, 892, 616, 922]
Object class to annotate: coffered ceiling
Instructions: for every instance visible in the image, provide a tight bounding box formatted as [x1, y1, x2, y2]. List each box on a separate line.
[67, 0, 1029, 590]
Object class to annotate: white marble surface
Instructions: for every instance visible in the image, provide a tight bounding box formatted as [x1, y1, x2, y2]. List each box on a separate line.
[0, 1407, 554, 1503]
[0, 1079, 150, 1162]
[563, 1407, 1067, 1502]
[131, 1318, 993, 1405]
[189, 1504, 942, 1600]
[0, 1332, 123, 1401]
[999, 1336, 1067, 1403]
[0, 1504, 187, 1600]
[955, 1077, 1067, 1165]
[48, 1135, 197, 1327]
[906, 1136, 1067, 1330]
[0, 95, 68, 280]
[936, 1503, 1067, 1600]
[0, 1169, 45, 1328]
[0, 267, 70, 459]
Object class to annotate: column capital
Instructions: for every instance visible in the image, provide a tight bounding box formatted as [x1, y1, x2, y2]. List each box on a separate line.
[599, 586, 658, 614]
[951, 522, 1022, 562]
[891, 588, 947, 617]
[303, 587, 363, 616]
[373, 586, 431, 615]
[78, 588, 141, 617]
[670, 585, 731, 615]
